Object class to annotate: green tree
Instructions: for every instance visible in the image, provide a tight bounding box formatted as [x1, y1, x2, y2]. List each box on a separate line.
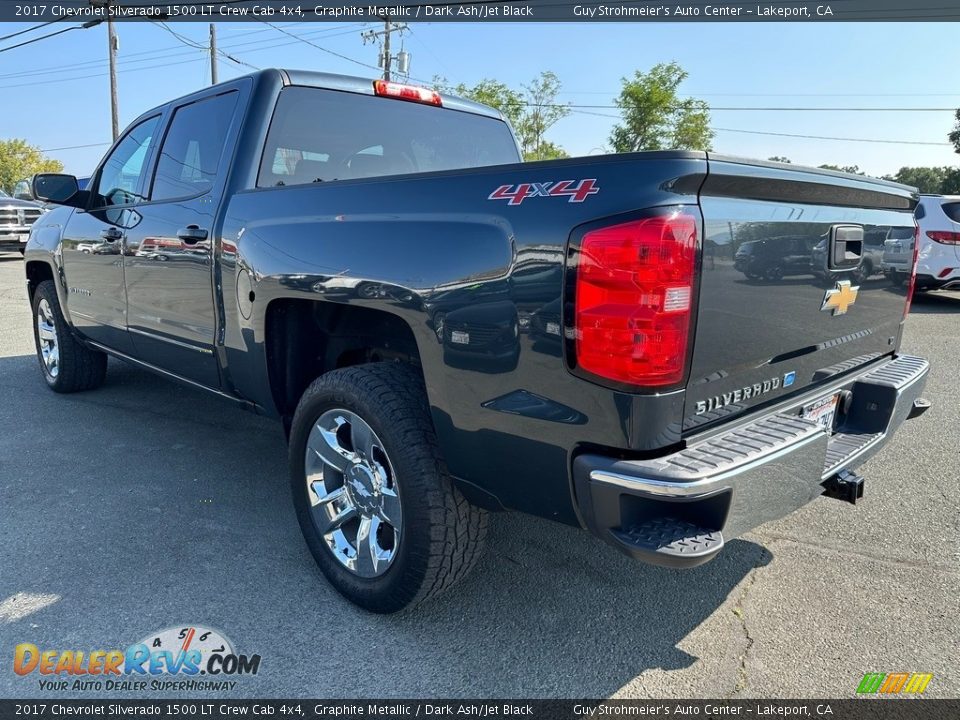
[768, 156, 792, 163]
[609, 62, 714, 153]
[438, 72, 571, 161]
[518, 72, 570, 161]
[436, 77, 526, 131]
[530, 140, 569, 161]
[0, 139, 63, 193]
[941, 167, 960, 194]
[949, 109, 960, 154]
[885, 166, 948, 193]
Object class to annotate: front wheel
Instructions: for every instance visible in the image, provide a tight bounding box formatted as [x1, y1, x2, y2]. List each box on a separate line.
[288, 362, 487, 613]
[31, 280, 107, 393]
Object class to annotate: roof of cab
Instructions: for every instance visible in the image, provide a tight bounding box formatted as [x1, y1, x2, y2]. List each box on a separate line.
[277, 68, 506, 122]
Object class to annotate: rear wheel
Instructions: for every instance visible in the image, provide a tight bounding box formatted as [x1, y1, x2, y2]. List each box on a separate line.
[764, 265, 783, 281]
[289, 362, 487, 613]
[31, 280, 107, 393]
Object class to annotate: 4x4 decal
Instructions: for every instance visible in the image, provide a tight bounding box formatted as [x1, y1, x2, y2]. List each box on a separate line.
[488, 178, 600, 206]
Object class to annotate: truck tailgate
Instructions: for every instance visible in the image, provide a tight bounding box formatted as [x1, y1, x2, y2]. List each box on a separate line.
[685, 157, 916, 431]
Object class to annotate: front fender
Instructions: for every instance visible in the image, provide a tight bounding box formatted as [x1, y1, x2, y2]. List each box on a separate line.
[24, 206, 74, 323]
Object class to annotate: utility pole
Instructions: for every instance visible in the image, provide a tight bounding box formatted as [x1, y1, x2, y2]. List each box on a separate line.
[382, 16, 391, 82]
[209, 23, 218, 85]
[90, 0, 120, 141]
[107, 16, 119, 141]
[361, 15, 410, 82]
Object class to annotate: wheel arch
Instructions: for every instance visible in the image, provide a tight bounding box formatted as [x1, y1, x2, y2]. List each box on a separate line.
[263, 297, 426, 430]
[25, 259, 55, 303]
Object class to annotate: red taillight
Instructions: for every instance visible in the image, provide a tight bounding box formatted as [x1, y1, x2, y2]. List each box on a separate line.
[372, 80, 442, 106]
[904, 223, 920, 316]
[574, 211, 698, 387]
[925, 230, 960, 245]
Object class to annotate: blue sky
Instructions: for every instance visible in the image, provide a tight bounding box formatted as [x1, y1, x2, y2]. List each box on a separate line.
[2, 20, 959, 177]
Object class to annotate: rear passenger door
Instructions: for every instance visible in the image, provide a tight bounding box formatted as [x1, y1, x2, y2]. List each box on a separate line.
[123, 86, 244, 388]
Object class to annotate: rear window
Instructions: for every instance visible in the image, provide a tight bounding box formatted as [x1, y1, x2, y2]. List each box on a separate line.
[258, 86, 520, 188]
[940, 201, 960, 223]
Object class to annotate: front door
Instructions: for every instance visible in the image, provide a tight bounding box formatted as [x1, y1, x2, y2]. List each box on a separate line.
[123, 89, 241, 388]
[60, 115, 161, 353]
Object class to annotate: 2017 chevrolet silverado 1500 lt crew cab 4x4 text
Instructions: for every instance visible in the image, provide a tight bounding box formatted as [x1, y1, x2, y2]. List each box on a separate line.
[25, 70, 930, 612]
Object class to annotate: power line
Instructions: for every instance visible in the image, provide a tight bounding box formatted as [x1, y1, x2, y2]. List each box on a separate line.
[0, 22, 100, 54]
[562, 91, 960, 98]
[713, 127, 953, 146]
[542, 103, 960, 112]
[0, 20, 63, 42]
[0, 25, 369, 90]
[263, 21, 380, 73]
[40, 142, 113, 153]
[154, 20, 259, 70]
[0, 23, 364, 81]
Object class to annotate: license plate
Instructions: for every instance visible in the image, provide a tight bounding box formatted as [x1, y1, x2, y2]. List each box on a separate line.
[802, 393, 840, 430]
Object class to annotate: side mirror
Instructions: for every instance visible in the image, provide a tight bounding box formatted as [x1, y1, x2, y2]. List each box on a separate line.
[32, 173, 80, 204]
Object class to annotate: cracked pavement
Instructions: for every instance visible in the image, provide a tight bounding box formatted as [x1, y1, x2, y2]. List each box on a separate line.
[0, 254, 957, 699]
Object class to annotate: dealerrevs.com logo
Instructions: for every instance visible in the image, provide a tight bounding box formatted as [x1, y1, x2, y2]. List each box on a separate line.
[13, 625, 261, 692]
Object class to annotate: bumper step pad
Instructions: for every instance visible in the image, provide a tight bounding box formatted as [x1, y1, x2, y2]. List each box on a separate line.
[823, 431, 882, 476]
[614, 517, 724, 568]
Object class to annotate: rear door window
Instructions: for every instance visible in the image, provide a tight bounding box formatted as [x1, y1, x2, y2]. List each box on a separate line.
[150, 91, 239, 202]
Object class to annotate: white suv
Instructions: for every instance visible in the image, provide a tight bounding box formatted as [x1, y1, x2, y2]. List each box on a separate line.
[889, 195, 960, 292]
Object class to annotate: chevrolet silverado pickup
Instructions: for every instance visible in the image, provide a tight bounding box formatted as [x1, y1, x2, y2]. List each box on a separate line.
[24, 69, 930, 612]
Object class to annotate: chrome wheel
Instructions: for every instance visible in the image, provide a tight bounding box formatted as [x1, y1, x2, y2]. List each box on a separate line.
[36, 298, 59, 379]
[304, 409, 401, 578]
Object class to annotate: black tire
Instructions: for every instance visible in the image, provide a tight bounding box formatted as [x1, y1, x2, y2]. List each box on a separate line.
[289, 362, 488, 613]
[764, 265, 783, 281]
[31, 280, 107, 393]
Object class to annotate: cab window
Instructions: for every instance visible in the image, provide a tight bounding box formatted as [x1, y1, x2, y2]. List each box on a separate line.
[90, 115, 160, 208]
[150, 91, 238, 202]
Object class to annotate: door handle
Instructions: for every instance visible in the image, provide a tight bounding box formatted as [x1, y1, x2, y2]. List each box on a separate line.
[100, 227, 123, 242]
[177, 225, 209, 244]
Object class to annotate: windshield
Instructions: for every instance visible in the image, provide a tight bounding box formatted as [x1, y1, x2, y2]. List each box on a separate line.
[259, 86, 521, 188]
[0, 190, 9, 198]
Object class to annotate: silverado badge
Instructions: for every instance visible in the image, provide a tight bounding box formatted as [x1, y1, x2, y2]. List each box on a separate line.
[821, 280, 859, 316]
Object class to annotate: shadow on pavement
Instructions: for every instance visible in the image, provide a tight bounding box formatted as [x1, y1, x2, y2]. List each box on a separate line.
[0, 353, 770, 698]
[909, 291, 960, 314]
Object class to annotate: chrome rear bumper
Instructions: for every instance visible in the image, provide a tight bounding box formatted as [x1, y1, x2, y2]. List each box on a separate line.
[573, 355, 929, 567]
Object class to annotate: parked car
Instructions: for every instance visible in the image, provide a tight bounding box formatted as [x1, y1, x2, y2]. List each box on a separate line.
[908, 195, 960, 292]
[0, 189, 44, 255]
[735, 235, 816, 280]
[24, 69, 930, 612]
[882, 227, 919, 286]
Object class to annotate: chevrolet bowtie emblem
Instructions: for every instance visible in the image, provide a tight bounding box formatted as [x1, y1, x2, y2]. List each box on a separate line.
[821, 280, 859, 316]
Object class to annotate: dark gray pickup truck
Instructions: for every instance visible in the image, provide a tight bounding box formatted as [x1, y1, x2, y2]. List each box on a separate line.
[25, 69, 929, 612]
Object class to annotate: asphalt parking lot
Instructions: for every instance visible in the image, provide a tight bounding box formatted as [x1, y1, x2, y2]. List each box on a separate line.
[0, 252, 957, 700]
